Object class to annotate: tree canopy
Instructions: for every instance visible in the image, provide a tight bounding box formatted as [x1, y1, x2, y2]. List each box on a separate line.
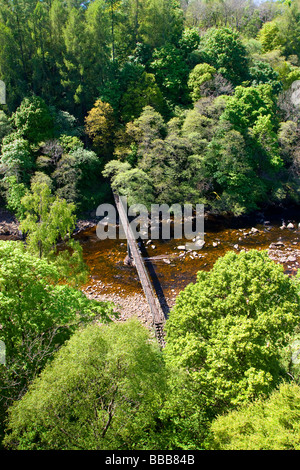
[3, 319, 166, 450]
[164, 250, 299, 415]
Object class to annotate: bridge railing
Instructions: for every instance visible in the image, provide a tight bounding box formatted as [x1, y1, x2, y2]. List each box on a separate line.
[113, 193, 166, 345]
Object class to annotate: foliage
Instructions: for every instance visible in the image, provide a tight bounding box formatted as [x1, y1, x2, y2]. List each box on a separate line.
[249, 60, 283, 94]
[198, 27, 250, 85]
[0, 241, 114, 427]
[188, 63, 216, 102]
[211, 382, 300, 450]
[3, 175, 27, 220]
[0, 137, 34, 183]
[85, 99, 115, 159]
[0, 111, 11, 142]
[221, 83, 276, 130]
[3, 319, 167, 450]
[150, 43, 190, 104]
[12, 96, 54, 144]
[19, 182, 86, 284]
[164, 250, 299, 417]
[120, 71, 165, 122]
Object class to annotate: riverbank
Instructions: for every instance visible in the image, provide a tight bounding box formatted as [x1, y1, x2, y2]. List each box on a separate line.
[0, 207, 21, 239]
[0, 206, 97, 239]
[2, 204, 300, 326]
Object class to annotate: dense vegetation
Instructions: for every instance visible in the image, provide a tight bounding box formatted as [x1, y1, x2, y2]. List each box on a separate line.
[2, 249, 300, 450]
[0, 0, 300, 216]
[1, 0, 300, 451]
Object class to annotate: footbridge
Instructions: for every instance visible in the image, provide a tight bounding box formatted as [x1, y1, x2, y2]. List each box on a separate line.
[113, 192, 166, 347]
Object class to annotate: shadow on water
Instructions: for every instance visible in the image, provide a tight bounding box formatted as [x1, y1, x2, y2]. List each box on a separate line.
[75, 206, 300, 303]
[138, 239, 170, 319]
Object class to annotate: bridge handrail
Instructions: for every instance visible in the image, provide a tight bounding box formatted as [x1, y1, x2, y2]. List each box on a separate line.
[113, 192, 165, 328]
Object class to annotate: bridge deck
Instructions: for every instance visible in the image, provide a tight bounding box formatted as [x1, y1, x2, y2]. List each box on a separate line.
[113, 193, 166, 346]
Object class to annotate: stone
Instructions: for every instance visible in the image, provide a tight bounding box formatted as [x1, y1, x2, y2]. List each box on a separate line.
[194, 239, 205, 249]
[269, 241, 285, 248]
[177, 245, 186, 250]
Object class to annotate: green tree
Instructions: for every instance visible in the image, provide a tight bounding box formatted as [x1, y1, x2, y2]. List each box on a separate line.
[199, 26, 249, 85]
[204, 127, 266, 215]
[250, 60, 282, 95]
[140, 0, 184, 49]
[85, 99, 115, 161]
[120, 71, 165, 122]
[0, 110, 11, 142]
[19, 181, 86, 284]
[0, 240, 114, 439]
[211, 382, 300, 450]
[188, 63, 217, 102]
[257, 4, 300, 60]
[20, 182, 75, 258]
[150, 43, 189, 104]
[3, 319, 167, 450]
[220, 84, 276, 130]
[12, 96, 54, 144]
[3, 175, 27, 219]
[257, 20, 282, 53]
[0, 136, 34, 182]
[164, 250, 299, 417]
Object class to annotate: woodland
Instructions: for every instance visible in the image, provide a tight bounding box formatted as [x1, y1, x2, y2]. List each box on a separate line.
[1, 0, 300, 451]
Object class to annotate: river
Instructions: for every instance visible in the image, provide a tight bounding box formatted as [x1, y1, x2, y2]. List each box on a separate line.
[75, 209, 300, 323]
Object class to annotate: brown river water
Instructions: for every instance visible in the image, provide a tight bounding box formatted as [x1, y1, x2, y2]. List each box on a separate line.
[75, 209, 300, 321]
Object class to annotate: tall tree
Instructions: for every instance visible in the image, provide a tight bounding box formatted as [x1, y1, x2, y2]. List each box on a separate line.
[3, 320, 167, 450]
[164, 250, 299, 416]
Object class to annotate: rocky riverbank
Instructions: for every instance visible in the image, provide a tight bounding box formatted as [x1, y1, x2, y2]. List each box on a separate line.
[0, 206, 97, 239]
[0, 208, 22, 239]
[82, 280, 175, 326]
[2, 204, 300, 325]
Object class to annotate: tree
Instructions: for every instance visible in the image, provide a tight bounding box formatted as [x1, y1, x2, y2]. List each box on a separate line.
[257, 4, 300, 60]
[140, 0, 184, 49]
[199, 26, 249, 85]
[120, 71, 165, 122]
[3, 175, 27, 220]
[164, 250, 299, 417]
[150, 43, 190, 104]
[12, 96, 54, 144]
[204, 127, 266, 215]
[0, 136, 34, 183]
[0, 241, 114, 434]
[250, 60, 282, 95]
[0, 110, 12, 142]
[188, 63, 217, 102]
[220, 83, 276, 130]
[211, 382, 300, 450]
[219, 84, 283, 202]
[20, 182, 75, 257]
[257, 20, 282, 53]
[3, 319, 167, 450]
[85, 99, 115, 161]
[19, 181, 86, 284]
